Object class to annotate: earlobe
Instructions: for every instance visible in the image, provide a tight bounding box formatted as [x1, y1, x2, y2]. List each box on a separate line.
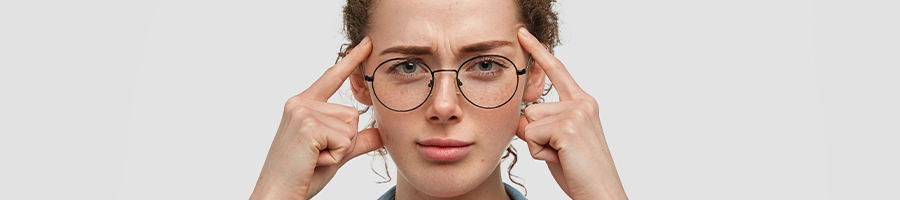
[523, 61, 546, 102]
[350, 65, 374, 105]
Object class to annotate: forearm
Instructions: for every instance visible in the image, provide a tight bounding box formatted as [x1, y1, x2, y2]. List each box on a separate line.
[250, 175, 309, 200]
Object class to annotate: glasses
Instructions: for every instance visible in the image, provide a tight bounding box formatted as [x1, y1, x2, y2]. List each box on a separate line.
[364, 54, 528, 112]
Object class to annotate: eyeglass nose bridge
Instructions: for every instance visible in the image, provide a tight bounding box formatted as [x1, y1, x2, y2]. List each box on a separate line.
[427, 69, 463, 88]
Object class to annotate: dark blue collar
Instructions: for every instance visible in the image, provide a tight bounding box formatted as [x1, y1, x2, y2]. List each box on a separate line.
[377, 182, 527, 200]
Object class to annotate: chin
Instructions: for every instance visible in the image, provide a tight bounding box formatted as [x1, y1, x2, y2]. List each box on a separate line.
[397, 153, 502, 198]
[405, 166, 489, 197]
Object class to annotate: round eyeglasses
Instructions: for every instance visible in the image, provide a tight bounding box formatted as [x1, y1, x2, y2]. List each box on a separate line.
[364, 54, 528, 112]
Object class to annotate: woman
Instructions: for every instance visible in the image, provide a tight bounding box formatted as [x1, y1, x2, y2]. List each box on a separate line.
[250, 0, 627, 199]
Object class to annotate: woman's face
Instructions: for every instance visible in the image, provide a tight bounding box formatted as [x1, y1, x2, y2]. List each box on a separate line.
[351, 0, 544, 197]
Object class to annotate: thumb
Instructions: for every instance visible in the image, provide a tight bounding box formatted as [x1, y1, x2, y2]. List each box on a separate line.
[516, 115, 529, 139]
[343, 128, 383, 163]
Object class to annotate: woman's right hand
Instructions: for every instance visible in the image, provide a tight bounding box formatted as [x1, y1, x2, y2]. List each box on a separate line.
[250, 37, 382, 200]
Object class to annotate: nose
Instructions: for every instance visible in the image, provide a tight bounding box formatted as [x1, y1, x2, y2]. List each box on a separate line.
[424, 70, 463, 123]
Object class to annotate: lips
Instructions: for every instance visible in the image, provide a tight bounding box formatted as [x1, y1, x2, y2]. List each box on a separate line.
[417, 138, 473, 161]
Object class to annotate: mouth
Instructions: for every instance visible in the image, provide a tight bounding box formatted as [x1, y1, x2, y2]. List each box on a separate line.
[416, 138, 474, 162]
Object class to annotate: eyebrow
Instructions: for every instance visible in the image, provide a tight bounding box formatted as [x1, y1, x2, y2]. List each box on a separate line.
[379, 40, 513, 56]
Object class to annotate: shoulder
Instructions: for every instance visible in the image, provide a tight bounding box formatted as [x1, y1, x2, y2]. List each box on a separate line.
[377, 186, 396, 200]
[504, 182, 528, 200]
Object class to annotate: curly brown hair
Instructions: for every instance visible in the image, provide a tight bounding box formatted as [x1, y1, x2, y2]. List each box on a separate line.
[342, 0, 559, 53]
[339, 0, 560, 195]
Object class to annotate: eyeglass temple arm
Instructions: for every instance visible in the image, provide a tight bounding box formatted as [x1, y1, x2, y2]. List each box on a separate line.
[516, 56, 533, 75]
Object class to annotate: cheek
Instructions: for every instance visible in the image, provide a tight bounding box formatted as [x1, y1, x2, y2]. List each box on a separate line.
[372, 108, 403, 142]
[371, 107, 423, 155]
[469, 98, 522, 142]
[482, 108, 520, 139]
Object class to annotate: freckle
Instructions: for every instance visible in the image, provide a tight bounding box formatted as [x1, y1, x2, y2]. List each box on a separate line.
[481, 159, 485, 163]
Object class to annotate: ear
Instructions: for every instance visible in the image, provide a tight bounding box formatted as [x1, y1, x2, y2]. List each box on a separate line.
[522, 59, 546, 102]
[349, 50, 374, 105]
[350, 67, 373, 105]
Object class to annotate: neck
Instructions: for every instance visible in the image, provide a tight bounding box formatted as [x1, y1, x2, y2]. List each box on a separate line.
[394, 166, 510, 200]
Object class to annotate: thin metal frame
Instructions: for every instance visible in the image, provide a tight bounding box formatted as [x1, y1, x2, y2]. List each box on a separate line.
[364, 54, 528, 112]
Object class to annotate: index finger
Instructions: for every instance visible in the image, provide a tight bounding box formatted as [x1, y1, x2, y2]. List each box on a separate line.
[517, 28, 586, 101]
[299, 36, 373, 101]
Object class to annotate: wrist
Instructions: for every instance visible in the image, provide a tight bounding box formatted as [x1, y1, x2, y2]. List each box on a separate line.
[250, 175, 307, 200]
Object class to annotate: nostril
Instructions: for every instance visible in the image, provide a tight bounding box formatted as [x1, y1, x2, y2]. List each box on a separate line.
[429, 115, 459, 121]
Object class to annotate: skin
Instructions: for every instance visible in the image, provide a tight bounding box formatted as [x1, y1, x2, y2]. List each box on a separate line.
[250, 0, 627, 199]
[352, 0, 538, 199]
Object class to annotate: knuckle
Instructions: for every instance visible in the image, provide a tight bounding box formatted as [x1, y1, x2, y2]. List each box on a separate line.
[522, 107, 536, 118]
[319, 159, 339, 166]
[573, 98, 599, 115]
[331, 138, 351, 152]
[522, 126, 536, 139]
[530, 150, 541, 159]
[559, 119, 579, 136]
[284, 97, 298, 110]
[284, 95, 306, 110]
[564, 104, 590, 120]
[585, 97, 599, 112]
[523, 105, 543, 119]
[290, 105, 311, 118]
[342, 125, 357, 137]
[333, 138, 349, 148]
[297, 116, 321, 130]
[574, 99, 591, 109]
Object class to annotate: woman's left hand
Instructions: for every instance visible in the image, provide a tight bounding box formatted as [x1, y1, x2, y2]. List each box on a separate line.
[515, 27, 628, 200]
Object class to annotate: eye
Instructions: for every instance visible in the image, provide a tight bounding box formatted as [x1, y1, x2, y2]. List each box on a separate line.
[392, 61, 423, 74]
[476, 61, 497, 71]
[464, 56, 508, 74]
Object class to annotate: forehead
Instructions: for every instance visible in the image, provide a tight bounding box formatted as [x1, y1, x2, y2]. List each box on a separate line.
[367, 0, 522, 56]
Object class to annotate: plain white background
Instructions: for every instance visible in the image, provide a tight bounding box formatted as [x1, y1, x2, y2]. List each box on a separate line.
[1, 0, 897, 199]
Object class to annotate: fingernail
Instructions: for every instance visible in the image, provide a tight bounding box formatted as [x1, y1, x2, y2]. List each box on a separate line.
[518, 27, 529, 35]
[360, 36, 371, 46]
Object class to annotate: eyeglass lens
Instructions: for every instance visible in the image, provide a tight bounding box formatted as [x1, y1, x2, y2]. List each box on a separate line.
[368, 55, 521, 112]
